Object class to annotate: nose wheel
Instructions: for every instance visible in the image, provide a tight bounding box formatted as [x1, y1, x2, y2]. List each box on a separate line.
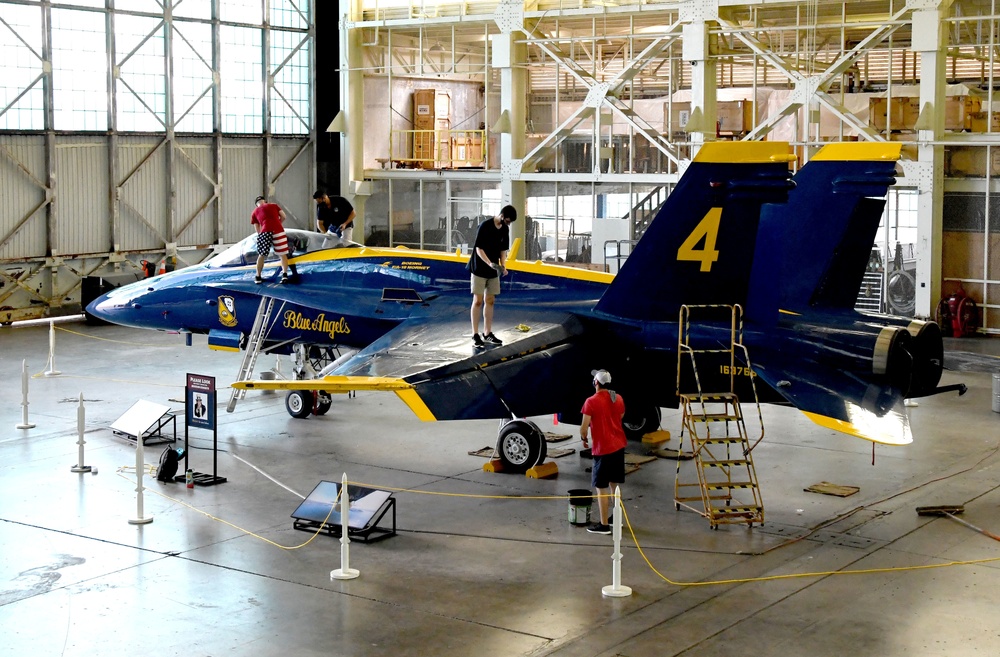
[285, 390, 333, 418]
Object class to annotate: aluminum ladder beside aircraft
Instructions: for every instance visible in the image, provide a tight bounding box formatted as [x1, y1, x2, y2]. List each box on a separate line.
[227, 296, 276, 413]
[673, 304, 765, 529]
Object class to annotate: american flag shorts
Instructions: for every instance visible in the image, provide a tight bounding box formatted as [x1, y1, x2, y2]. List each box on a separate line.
[256, 230, 289, 256]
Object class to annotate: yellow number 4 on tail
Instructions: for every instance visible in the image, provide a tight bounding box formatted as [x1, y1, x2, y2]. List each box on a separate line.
[677, 208, 721, 272]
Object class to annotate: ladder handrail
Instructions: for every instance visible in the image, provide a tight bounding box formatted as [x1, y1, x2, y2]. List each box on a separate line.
[732, 341, 766, 453]
[227, 296, 277, 413]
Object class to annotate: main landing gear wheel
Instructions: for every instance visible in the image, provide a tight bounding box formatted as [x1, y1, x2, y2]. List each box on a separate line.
[622, 403, 661, 441]
[496, 419, 547, 474]
[286, 390, 314, 419]
[315, 392, 333, 415]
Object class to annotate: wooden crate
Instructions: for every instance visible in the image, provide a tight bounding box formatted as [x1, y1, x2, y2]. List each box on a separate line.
[717, 100, 753, 134]
[969, 111, 1000, 133]
[869, 97, 918, 131]
[945, 96, 981, 131]
[451, 136, 484, 168]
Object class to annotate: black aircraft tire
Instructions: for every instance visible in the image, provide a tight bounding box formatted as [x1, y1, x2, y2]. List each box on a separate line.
[622, 403, 661, 441]
[315, 393, 333, 416]
[286, 390, 313, 419]
[496, 420, 547, 473]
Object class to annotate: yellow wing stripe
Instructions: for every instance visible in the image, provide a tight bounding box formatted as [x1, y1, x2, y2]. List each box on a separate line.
[232, 375, 414, 392]
[232, 375, 439, 421]
[801, 411, 911, 446]
[394, 389, 437, 421]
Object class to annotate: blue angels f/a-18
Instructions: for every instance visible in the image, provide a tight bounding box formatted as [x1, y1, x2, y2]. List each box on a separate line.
[87, 141, 964, 473]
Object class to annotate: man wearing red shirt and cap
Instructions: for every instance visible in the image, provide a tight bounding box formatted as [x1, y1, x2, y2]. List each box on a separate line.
[251, 195, 291, 284]
[580, 368, 627, 535]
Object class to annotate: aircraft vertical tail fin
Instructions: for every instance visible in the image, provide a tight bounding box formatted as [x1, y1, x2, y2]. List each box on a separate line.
[751, 143, 903, 316]
[595, 142, 794, 322]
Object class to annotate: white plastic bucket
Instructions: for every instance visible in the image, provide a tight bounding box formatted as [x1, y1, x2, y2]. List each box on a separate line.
[992, 373, 1000, 413]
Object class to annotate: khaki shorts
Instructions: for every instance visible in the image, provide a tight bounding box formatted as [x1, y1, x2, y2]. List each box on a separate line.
[471, 275, 500, 297]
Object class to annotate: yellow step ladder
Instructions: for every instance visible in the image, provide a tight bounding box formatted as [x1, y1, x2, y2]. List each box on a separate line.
[673, 305, 765, 529]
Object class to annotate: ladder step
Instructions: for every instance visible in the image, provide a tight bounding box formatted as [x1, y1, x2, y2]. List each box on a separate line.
[704, 482, 757, 490]
[680, 392, 738, 400]
[698, 437, 746, 445]
[701, 460, 751, 468]
[687, 413, 740, 422]
[709, 506, 763, 517]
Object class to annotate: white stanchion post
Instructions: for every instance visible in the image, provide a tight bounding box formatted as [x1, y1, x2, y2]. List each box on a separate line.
[128, 422, 153, 525]
[71, 393, 92, 473]
[602, 487, 632, 598]
[16, 360, 35, 429]
[331, 473, 360, 580]
[43, 320, 61, 377]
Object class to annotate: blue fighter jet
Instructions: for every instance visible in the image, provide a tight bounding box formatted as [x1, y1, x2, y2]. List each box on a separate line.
[88, 141, 961, 472]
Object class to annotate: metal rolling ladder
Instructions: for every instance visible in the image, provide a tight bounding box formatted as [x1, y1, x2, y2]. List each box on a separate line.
[673, 304, 765, 529]
[227, 296, 276, 412]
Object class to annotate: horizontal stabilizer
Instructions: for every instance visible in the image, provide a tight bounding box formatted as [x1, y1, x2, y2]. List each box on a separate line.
[751, 350, 912, 445]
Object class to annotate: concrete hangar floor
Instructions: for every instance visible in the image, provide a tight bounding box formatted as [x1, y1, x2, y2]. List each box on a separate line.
[2, 317, 1000, 657]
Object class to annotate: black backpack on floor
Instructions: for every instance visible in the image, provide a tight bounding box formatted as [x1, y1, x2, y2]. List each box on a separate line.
[156, 447, 182, 483]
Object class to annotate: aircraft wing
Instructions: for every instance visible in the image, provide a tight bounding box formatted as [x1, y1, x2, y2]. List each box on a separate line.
[750, 350, 912, 446]
[235, 310, 594, 421]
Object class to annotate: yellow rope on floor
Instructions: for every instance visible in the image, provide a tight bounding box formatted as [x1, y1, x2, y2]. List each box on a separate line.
[117, 466, 339, 551]
[111, 469, 1000, 581]
[55, 325, 174, 347]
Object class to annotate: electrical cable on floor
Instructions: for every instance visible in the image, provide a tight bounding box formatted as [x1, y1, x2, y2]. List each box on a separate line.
[747, 436, 1000, 556]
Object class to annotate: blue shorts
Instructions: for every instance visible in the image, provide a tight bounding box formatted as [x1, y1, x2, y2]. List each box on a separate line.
[592, 448, 625, 489]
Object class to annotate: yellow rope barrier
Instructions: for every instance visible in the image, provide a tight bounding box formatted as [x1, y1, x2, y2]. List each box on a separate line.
[110, 471, 1000, 583]
[55, 325, 175, 348]
[116, 466, 339, 551]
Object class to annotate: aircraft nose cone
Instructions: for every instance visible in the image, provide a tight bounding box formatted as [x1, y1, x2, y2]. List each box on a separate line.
[85, 294, 119, 323]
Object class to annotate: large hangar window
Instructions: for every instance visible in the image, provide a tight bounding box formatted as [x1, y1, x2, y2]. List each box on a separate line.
[0, 4, 44, 130]
[0, 0, 312, 135]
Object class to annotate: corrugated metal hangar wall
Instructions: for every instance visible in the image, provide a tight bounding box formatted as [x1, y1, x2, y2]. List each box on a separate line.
[0, 1, 314, 323]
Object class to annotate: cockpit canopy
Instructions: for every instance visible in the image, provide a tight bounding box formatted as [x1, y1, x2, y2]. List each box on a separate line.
[206, 229, 359, 268]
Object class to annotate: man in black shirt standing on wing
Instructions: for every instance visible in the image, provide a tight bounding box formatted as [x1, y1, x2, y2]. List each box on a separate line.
[467, 205, 517, 349]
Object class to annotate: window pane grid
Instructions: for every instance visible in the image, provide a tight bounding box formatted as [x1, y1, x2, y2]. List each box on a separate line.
[270, 29, 310, 134]
[0, 2, 313, 135]
[115, 15, 166, 132]
[0, 4, 44, 130]
[51, 8, 108, 131]
[220, 0, 263, 25]
[173, 20, 214, 133]
[220, 25, 263, 134]
[271, 0, 310, 30]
